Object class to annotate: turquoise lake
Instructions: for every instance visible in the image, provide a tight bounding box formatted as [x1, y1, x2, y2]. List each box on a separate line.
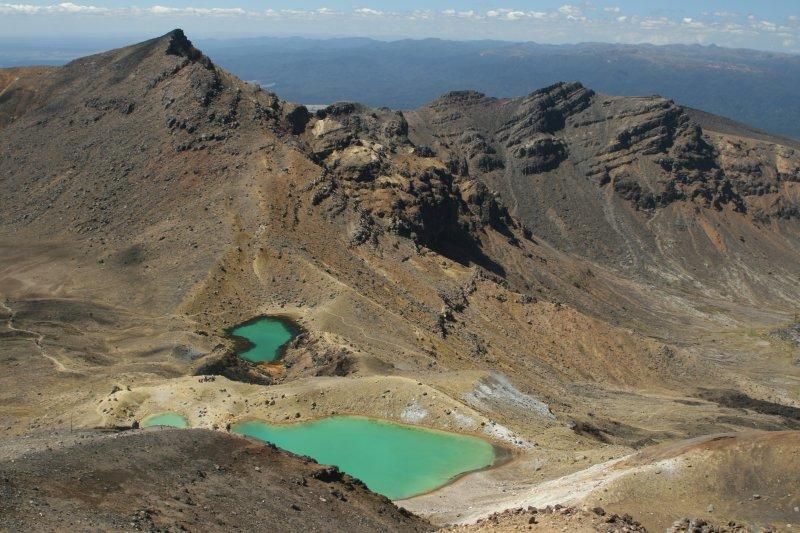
[230, 316, 296, 363]
[141, 412, 189, 428]
[232, 416, 496, 500]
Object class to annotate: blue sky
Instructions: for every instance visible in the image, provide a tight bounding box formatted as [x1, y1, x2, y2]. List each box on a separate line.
[1, 1, 798, 53]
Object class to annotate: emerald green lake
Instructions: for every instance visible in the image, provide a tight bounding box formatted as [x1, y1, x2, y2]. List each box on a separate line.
[141, 412, 189, 428]
[230, 316, 296, 363]
[232, 416, 495, 500]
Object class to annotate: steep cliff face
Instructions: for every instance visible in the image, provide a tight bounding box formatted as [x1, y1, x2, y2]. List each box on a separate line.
[406, 82, 800, 306]
[408, 81, 798, 215]
[298, 101, 519, 272]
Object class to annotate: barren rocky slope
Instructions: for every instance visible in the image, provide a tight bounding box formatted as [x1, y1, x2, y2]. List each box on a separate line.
[415, 430, 800, 530]
[1, 30, 799, 531]
[406, 84, 800, 311]
[0, 428, 431, 531]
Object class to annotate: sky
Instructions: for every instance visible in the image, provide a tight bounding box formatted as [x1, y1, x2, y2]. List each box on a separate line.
[1, 1, 799, 53]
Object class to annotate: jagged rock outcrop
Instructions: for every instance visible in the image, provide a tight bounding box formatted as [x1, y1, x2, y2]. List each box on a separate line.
[299, 100, 518, 270]
[406, 82, 800, 303]
[408, 82, 758, 215]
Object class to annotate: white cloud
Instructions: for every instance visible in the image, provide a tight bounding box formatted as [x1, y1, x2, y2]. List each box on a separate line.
[484, 8, 545, 22]
[558, 4, 583, 20]
[354, 7, 382, 16]
[0, 3, 42, 14]
[147, 5, 246, 15]
[0, 2, 108, 14]
[1, 2, 252, 15]
[445, 9, 481, 20]
[720, 22, 746, 35]
[755, 20, 778, 32]
[680, 17, 707, 29]
[604, 6, 620, 13]
[188, 7, 244, 15]
[148, 5, 175, 14]
[55, 2, 105, 13]
[408, 9, 434, 20]
[441, 8, 482, 20]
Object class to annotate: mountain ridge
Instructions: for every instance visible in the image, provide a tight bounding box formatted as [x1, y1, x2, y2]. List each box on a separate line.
[190, 35, 800, 139]
[1, 30, 799, 531]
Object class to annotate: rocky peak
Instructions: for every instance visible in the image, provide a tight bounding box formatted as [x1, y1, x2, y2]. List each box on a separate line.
[163, 29, 212, 68]
[0, 29, 290, 239]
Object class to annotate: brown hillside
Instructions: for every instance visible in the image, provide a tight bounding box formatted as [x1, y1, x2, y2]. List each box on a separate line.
[1, 30, 798, 530]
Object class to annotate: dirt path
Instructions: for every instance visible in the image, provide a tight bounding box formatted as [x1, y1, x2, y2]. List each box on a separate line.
[0, 299, 79, 374]
[400, 455, 636, 525]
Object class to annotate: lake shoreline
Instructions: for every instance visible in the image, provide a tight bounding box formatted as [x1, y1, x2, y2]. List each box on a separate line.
[225, 314, 304, 363]
[230, 414, 515, 501]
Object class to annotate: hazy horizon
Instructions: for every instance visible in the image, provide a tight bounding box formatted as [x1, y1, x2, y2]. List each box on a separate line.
[2, 31, 798, 69]
[1, 1, 798, 54]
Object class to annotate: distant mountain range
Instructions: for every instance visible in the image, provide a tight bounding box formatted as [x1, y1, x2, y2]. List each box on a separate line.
[192, 36, 800, 140]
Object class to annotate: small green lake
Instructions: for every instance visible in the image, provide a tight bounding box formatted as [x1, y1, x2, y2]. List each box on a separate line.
[141, 412, 189, 428]
[232, 416, 495, 500]
[229, 316, 296, 363]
